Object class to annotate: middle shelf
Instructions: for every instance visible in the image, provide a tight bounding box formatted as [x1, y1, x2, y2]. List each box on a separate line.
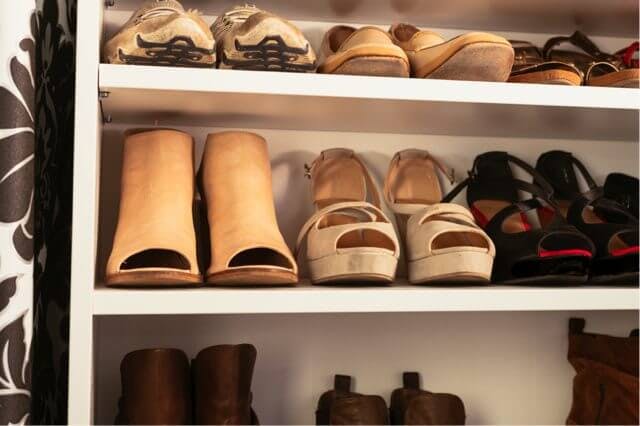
[92, 283, 640, 315]
[99, 64, 640, 141]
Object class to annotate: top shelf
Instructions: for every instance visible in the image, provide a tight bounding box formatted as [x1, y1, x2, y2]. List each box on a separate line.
[104, 0, 639, 38]
[100, 64, 639, 141]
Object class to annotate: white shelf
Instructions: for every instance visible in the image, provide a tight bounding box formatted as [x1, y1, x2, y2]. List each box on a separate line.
[104, 0, 639, 38]
[92, 283, 639, 315]
[99, 64, 639, 141]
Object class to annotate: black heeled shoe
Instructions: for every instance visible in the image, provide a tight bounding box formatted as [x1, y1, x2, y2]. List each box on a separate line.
[443, 151, 595, 284]
[536, 151, 638, 284]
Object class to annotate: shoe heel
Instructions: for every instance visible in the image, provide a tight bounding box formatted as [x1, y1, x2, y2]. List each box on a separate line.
[309, 251, 398, 284]
[408, 250, 493, 284]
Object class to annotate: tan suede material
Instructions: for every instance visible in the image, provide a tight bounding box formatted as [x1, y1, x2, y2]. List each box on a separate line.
[201, 132, 296, 277]
[318, 26, 409, 75]
[103, 0, 215, 65]
[106, 129, 199, 277]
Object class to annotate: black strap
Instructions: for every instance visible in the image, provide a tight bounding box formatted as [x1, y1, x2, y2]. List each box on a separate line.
[543, 31, 613, 62]
[630, 329, 639, 338]
[334, 375, 351, 393]
[569, 318, 586, 335]
[402, 372, 420, 390]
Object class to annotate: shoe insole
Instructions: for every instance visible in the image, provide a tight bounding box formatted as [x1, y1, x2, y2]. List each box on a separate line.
[314, 155, 391, 251]
[390, 157, 488, 249]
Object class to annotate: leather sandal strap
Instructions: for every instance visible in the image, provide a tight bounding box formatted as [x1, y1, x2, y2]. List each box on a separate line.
[306, 149, 383, 208]
[295, 201, 392, 257]
[543, 31, 614, 63]
[384, 149, 455, 214]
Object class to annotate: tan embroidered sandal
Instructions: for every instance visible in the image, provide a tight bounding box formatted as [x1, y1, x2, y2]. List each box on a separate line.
[103, 0, 216, 67]
[106, 129, 201, 286]
[384, 149, 495, 283]
[199, 131, 298, 285]
[296, 149, 400, 284]
[211, 4, 316, 72]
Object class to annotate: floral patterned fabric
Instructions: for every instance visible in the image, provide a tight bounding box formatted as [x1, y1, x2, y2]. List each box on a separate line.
[0, 0, 75, 424]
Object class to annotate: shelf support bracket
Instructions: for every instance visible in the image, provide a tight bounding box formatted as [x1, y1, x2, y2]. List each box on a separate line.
[99, 91, 112, 124]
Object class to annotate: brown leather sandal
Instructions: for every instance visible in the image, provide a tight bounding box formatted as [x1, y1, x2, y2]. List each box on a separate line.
[543, 31, 639, 88]
[508, 40, 582, 85]
[199, 131, 298, 285]
[106, 129, 201, 286]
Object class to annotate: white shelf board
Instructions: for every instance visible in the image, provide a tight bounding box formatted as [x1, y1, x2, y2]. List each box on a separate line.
[92, 283, 639, 315]
[99, 64, 639, 141]
[104, 0, 639, 38]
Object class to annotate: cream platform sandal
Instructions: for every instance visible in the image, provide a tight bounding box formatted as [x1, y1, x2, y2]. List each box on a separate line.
[103, 0, 216, 67]
[200, 132, 298, 285]
[296, 149, 400, 284]
[106, 129, 201, 286]
[384, 149, 495, 283]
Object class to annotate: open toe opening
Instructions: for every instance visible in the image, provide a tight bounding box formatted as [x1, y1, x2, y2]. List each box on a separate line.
[539, 233, 594, 259]
[121, 249, 191, 270]
[432, 231, 490, 251]
[228, 248, 294, 269]
[336, 229, 396, 251]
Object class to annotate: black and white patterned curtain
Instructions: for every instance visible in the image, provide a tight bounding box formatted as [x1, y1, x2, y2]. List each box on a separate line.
[0, 0, 75, 424]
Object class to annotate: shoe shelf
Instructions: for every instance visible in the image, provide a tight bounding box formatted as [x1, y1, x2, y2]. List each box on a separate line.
[99, 64, 640, 141]
[103, 0, 638, 38]
[70, 1, 640, 424]
[92, 283, 639, 315]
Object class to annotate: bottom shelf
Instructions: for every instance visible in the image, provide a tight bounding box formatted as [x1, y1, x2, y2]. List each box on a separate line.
[92, 311, 638, 425]
[92, 281, 639, 315]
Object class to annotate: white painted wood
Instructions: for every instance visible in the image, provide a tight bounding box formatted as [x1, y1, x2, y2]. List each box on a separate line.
[93, 283, 640, 315]
[68, 0, 103, 424]
[102, 0, 639, 37]
[69, 1, 640, 424]
[92, 311, 639, 425]
[99, 64, 640, 141]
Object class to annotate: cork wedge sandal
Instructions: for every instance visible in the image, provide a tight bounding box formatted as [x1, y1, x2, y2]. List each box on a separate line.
[106, 129, 201, 286]
[296, 149, 400, 284]
[103, 0, 215, 67]
[199, 132, 298, 285]
[384, 149, 495, 284]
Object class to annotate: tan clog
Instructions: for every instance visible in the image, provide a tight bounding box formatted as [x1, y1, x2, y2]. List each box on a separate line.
[318, 26, 410, 77]
[296, 149, 400, 284]
[200, 131, 298, 285]
[106, 129, 201, 286]
[103, 0, 215, 67]
[389, 23, 514, 81]
[211, 5, 316, 72]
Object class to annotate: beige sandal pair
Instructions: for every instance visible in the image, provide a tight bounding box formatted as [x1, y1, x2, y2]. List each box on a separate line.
[297, 149, 495, 284]
[106, 130, 297, 286]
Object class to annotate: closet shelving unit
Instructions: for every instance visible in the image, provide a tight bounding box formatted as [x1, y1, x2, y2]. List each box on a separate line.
[71, 0, 640, 424]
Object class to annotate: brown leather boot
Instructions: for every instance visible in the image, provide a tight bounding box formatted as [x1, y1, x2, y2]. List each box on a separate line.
[316, 375, 388, 425]
[566, 318, 639, 425]
[193, 344, 259, 425]
[390, 372, 465, 425]
[115, 348, 192, 425]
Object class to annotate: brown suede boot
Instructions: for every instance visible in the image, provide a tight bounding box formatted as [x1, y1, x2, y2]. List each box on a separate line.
[193, 344, 259, 425]
[567, 318, 639, 425]
[390, 372, 465, 425]
[115, 348, 192, 425]
[316, 375, 388, 425]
